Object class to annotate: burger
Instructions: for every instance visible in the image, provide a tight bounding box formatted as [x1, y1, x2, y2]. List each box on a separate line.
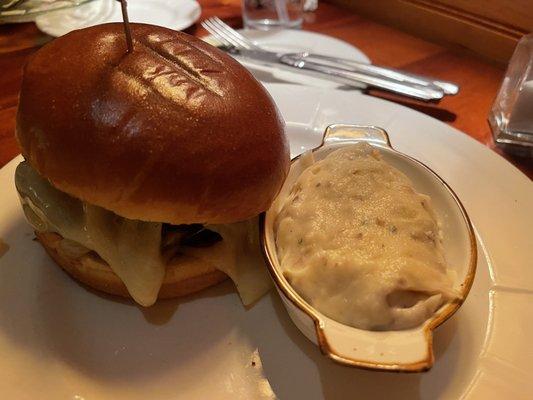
[14, 23, 289, 307]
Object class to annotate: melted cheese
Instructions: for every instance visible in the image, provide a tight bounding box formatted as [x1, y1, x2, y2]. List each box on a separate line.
[15, 161, 165, 306]
[182, 220, 271, 306]
[275, 144, 458, 331]
[15, 162, 270, 307]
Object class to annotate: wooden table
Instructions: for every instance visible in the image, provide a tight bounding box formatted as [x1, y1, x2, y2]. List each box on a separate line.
[1, 0, 531, 178]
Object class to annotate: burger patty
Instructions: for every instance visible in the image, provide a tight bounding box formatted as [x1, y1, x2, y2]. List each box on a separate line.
[54, 223, 223, 266]
[162, 223, 222, 251]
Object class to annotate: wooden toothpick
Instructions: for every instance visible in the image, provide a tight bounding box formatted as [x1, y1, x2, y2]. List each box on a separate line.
[117, 0, 133, 53]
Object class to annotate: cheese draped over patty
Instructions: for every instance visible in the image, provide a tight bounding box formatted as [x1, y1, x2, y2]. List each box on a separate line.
[275, 144, 459, 331]
[15, 161, 271, 307]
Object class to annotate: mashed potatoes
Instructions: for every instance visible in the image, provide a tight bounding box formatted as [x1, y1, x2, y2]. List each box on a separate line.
[275, 143, 458, 331]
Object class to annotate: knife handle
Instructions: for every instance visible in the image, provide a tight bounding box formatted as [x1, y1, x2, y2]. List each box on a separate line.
[279, 54, 445, 102]
[294, 53, 459, 95]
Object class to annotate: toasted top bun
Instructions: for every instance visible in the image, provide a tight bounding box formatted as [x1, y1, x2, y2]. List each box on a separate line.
[16, 23, 289, 224]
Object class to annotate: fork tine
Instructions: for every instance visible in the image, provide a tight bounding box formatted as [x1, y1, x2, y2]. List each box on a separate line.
[209, 17, 257, 50]
[202, 20, 228, 44]
[211, 17, 254, 45]
[214, 18, 262, 50]
[201, 21, 233, 48]
[203, 19, 243, 49]
[211, 17, 252, 43]
[214, 19, 256, 49]
[208, 18, 250, 49]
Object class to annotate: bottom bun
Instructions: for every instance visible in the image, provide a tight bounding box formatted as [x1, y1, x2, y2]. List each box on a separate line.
[36, 231, 228, 301]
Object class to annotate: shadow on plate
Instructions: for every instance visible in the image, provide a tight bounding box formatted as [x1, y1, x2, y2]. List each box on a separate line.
[0, 217, 467, 398]
[367, 90, 457, 123]
[245, 65, 306, 85]
[0, 218, 239, 385]
[241, 291, 459, 400]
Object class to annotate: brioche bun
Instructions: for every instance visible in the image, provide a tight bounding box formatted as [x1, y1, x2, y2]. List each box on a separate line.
[17, 23, 289, 225]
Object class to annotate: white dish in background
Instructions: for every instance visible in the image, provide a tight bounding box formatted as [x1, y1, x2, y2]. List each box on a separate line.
[35, 0, 201, 37]
[204, 29, 370, 89]
[0, 0, 96, 24]
[0, 84, 532, 399]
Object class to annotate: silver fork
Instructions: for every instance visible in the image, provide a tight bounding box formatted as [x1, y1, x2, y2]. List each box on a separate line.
[203, 17, 458, 96]
[203, 19, 445, 101]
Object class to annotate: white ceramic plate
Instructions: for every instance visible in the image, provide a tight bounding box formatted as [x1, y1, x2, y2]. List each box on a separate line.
[0, 84, 531, 399]
[35, 0, 201, 37]
[204, 29, 370, 89]
[262, 124, 477, 372]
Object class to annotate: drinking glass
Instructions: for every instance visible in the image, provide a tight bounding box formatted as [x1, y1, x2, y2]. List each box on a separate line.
[242, 0, 304, 30]
[489, 33, 533, 156]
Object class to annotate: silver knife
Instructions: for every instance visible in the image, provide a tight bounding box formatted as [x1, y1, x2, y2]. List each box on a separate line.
[294, 52, 459, 95]
[223, 47, 445, 102]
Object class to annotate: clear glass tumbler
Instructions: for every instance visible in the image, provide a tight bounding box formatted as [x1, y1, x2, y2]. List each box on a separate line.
[242, 0, 304, 30]
[489, 33, 533, 156]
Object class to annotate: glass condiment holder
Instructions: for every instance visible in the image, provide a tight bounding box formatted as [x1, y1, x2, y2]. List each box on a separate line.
[489, 33, 533, 157]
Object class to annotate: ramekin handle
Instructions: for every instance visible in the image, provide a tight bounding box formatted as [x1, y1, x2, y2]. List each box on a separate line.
[317, 320, 434, 372]
[322, 124, 392, 148]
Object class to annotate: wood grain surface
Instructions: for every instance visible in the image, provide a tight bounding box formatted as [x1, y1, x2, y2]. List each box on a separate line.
[331, 0, 531, 64]
[0, 0, 531, 178]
